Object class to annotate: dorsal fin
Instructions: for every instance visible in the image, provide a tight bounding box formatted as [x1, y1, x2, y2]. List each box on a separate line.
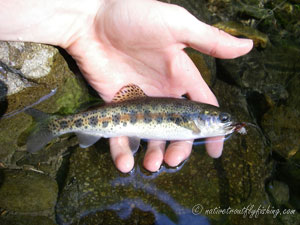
[112, 84, 147, 102]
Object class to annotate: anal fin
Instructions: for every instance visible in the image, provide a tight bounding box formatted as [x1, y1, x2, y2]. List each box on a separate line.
[76, 132, 102, 148]
[128, 137, 141, 154]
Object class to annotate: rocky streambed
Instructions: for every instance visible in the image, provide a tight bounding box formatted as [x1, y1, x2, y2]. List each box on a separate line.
[0, 0, 299, 224]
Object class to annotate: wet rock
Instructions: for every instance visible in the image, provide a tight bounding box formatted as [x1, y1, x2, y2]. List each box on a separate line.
[261, 62, 300, 159]
[77, 208, 155, 225]
[0, 42, 57, 95]
[56, 144, 212, 224]
[275, 151, 300, 210]
[266, 176, 300, 225]
[280, 213, 300, 225]
[206, 0, 300, 47]
[265, 0, 300, 44]
[217, 46, 299, 105]
[14, 136, 78, 178]
[0, 215, 55, 225]
[0, 169, 58, 215]
[267, 180, 289, 205]
[213, 21, 269, 48]
[262, 105, 300, 159]
[0, 41, 92, 168]
[205, 0, 273, 22]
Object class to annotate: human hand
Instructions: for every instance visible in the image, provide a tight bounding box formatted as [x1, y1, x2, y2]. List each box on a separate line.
[65, 0, 253, 173]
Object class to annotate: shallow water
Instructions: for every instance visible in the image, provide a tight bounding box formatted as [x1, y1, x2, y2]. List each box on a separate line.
[1, 0, 300, 224]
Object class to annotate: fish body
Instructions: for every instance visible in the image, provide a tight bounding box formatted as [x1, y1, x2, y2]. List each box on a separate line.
[26, 84, 239, 153]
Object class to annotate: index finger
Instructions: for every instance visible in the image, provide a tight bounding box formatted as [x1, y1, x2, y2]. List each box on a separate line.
[187, 81, 225, 158]
[164, 4, 253, 58]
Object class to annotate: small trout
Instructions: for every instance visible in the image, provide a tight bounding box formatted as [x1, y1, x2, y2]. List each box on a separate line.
[26, 84, 245, 153]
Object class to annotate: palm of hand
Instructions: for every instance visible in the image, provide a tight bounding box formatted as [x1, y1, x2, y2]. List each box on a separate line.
[66, 0, 253, 172]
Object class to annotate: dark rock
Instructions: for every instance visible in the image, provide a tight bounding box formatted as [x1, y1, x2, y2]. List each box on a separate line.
[0, 170, 57, 214]
[275, 151, 300, 211]
[0, 215, 55, 225]
[267, 180, 289, 205]
[217, 46, 299, 105]
[261, 62, 300, 159]
[262, 105, 300, 159]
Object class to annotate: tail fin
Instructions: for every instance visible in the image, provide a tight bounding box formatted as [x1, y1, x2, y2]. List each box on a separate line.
[25, 108, 55, 153]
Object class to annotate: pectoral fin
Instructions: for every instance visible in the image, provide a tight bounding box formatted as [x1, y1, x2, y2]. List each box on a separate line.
[128, 137, 141, 154]
[180, 120, 201, 134]
[76, 132, 102, 148]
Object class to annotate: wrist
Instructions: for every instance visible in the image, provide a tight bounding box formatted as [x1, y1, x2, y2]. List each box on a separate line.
[0, 0, 103, 48]
[57, 0, 104, 48]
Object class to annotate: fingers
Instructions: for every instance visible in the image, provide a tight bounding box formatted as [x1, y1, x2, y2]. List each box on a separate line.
[184, 64, 225, 157]
[163, 4, 253, 58]
[171, 51, 225, 157]
[205, 137, 224, 158]
[185, 23, 253, 59]
[164, 140, 193, 167]
[109, 137, 134, 173]
[170, 52, 218, 105]
[143, 140, 166, 172]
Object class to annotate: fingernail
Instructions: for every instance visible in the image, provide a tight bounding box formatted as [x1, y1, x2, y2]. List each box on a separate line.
[239, 38, 253, 47]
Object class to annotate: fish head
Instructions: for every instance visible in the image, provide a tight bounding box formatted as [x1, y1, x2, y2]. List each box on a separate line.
[195, 111, 237, 137]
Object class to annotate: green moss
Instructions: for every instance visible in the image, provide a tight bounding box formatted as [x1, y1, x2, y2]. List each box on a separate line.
[56, 76, 91, 115]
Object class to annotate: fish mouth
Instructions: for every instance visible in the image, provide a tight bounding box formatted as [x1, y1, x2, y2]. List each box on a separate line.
[223, 122, 236, 134]
[232, 122, 247, 134]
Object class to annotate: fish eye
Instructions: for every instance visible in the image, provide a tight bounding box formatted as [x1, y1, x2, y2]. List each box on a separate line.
[219, 112, 230, 123]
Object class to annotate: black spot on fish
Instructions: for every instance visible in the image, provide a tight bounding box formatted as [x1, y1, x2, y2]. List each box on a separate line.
[82, 112, 89, 117]
[174, 102, 183, 108]
[150, 104, 158, 111]
[123, 122, 127, 127]
[130, 111, 137, 124]
[182, 113, 190, 122]
[120, 106, 128, 113]
[156, 113, 163, 123]
[175, 117, 182, 125]
[75, 118, 83, 128]
[100, 109, 107, 117]
[59, 120, 68, 129]
[136, 104, 143, 110]
[144, 110, 152, 123]
[102, 121, 109, 128]
[88, 116, 98, 127]
[166, 113, 175, 122]
[112, 114, 121, 125]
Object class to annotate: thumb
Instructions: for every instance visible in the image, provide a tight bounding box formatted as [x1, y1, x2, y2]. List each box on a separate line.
[162, 3, 253, 58]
